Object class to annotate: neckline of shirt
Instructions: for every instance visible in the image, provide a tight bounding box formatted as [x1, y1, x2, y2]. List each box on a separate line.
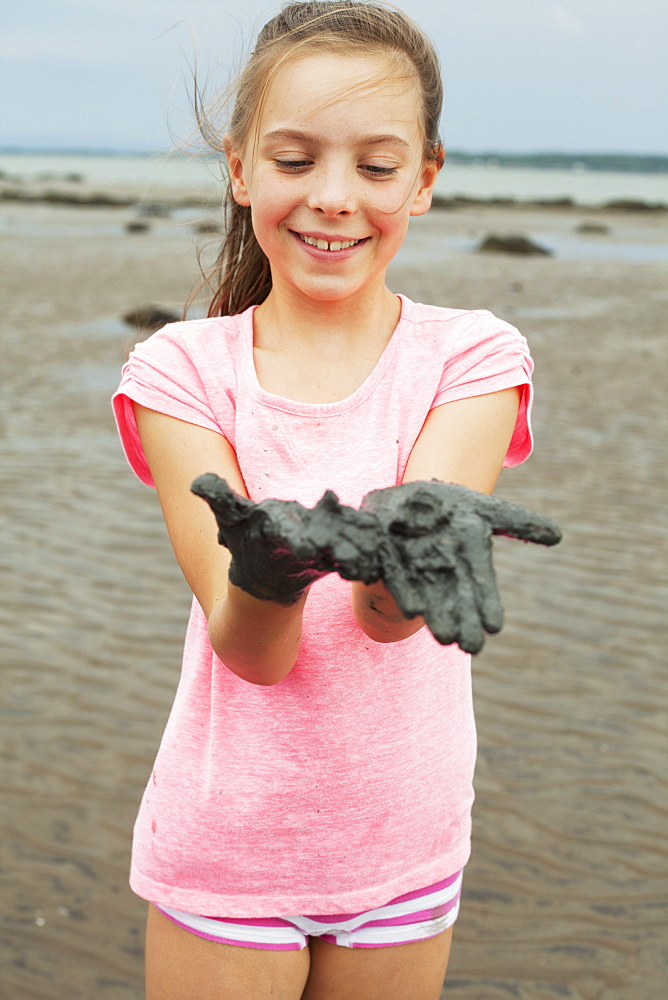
[239, 295, 411, 416]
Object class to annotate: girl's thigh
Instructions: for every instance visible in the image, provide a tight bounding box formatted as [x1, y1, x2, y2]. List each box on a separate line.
[144, 904, 310, 1000]
[302, 927, 454, 1000]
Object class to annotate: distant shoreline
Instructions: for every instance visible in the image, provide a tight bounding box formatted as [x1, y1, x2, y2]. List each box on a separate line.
[1, 185, 665, 213]
[1, 147, 667, 175]
[2, 149, 666, 211]
[445, 152, 668, 175]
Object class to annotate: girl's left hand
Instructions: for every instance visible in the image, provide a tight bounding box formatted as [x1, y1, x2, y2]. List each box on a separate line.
[361, 480, 562, 653]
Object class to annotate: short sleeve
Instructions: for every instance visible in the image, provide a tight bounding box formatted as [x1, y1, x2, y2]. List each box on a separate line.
[111, 322, 234, 487]
[433, 311, 534, 467]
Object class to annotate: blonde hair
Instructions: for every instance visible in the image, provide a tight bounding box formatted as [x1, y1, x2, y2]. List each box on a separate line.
[196, 1, 443, 317]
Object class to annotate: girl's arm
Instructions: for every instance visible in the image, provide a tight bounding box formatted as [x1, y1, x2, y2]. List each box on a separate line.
[133, 403, 306, 685]
[351, 386, 522, 643]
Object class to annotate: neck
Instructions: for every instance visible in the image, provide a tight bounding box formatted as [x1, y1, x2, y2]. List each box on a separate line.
[251, 279, 403, 404]
[255, 280, 400, 357]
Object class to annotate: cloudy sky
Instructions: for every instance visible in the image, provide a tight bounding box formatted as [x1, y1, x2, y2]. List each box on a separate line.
[1, 0, 666, 154]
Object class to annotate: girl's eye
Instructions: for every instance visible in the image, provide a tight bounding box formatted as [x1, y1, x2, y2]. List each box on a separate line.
[273, 159, 398, 176]
[274, 159, 312, 171]
[361, 164, 398, 177]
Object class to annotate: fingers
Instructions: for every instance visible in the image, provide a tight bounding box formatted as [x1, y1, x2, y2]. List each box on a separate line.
[372, 497, 506, 652]
[449, 508, 504, 635]
[259, 491, 385, 583]
[381, 535, 490, 653]
[256, 498, 320, 558]
[309, 493, 384, 582]
[190, 473, 255, 529]
[363, 480, 562, 548]
[191, 477, 384, 584]
[361, 482, 448, 533]
[378, 540, 427, 620]
[467, 492, 562, 546]
[421, 587, 460, 648]
[424, 567, 486, 654]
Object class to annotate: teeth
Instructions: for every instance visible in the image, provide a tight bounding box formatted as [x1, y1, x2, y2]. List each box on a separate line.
[299, 234, 360, 251]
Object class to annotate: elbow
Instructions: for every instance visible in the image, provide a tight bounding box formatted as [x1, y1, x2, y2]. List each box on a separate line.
[207, 590, 303, 685]
[229, 663, 294, 686]
[214, 648, 298, 687]
[351, 580, 424, 643]
[353, 606, 424, 644]
[355, 616, 424, 644]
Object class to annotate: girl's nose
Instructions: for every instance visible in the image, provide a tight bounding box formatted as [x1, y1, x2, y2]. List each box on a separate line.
[306, 166, 356, 217]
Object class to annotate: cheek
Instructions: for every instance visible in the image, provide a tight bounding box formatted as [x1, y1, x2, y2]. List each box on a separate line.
[250, 181, 296, 228]
[369, 201, 413, 241]
[249, 201, 284, 245]
[365, 174, 424, 222]
[249, 199, 293, 263]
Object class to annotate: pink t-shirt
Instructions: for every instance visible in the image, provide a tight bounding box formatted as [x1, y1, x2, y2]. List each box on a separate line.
[112, 295, 534, 917]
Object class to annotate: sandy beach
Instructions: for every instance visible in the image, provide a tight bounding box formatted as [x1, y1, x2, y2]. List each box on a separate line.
[1, 186, 666, 999]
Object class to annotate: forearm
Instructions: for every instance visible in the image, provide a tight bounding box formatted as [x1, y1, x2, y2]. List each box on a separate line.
[208, 582, 307, 685]
[351, 580, 424, 643]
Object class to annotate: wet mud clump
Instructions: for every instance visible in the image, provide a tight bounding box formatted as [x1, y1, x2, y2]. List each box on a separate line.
[191, 475, 384, 604]
[192, 475, 562, 654]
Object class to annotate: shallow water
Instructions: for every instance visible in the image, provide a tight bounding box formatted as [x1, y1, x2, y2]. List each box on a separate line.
[3, 202, 666, 265]
[2, 150, 667, 206]
[394, 225, 668, 265]
[0, 206, 214, 241]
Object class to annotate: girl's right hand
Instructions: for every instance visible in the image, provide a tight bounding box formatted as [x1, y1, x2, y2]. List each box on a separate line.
[191, 474, 384, 604]
[130, 405, 335, 684]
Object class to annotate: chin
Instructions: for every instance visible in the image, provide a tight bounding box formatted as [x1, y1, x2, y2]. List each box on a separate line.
[291, 281, 365, 303]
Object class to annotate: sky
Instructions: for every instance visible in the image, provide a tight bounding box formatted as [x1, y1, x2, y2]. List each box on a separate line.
[1, 0, 666, 155]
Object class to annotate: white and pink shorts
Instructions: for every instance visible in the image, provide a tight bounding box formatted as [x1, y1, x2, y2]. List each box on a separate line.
[155, 870, 463, 951]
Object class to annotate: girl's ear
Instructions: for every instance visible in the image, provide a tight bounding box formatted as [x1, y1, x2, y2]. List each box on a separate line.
[409, 147, 443, 217]
[223, 134, 251, 207]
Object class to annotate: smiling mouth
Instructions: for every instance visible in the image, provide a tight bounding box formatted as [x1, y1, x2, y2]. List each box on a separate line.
[296, 233, 363, 251]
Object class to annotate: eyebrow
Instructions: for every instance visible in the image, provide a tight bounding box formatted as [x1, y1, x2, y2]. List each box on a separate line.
[260, 128, 412, 150]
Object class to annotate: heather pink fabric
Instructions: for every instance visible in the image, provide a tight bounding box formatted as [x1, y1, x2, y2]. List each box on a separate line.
[112, 295, 534, 917]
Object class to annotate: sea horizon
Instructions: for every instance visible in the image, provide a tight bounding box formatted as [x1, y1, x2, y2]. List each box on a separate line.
[2, 147, 667, 206]
[2, 145, 667, 170]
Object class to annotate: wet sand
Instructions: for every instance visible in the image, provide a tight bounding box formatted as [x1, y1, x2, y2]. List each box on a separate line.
[1, 194, 667, 999]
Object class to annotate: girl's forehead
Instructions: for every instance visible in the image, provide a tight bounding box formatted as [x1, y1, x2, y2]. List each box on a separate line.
[257, 51, 421, 140]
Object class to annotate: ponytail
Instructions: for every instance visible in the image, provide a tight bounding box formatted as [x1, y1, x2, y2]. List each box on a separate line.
[207, 194, 272, 317]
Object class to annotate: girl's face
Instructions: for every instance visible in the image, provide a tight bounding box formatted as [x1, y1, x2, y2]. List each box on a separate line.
[225, 51, 439, 308]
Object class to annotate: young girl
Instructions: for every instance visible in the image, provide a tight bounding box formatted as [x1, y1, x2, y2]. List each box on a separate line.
[112, 3, 556, 997]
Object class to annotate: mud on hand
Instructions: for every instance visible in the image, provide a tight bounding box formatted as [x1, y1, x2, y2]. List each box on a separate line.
[191, 474, 384, 605]
[361, 480, 562, 654]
